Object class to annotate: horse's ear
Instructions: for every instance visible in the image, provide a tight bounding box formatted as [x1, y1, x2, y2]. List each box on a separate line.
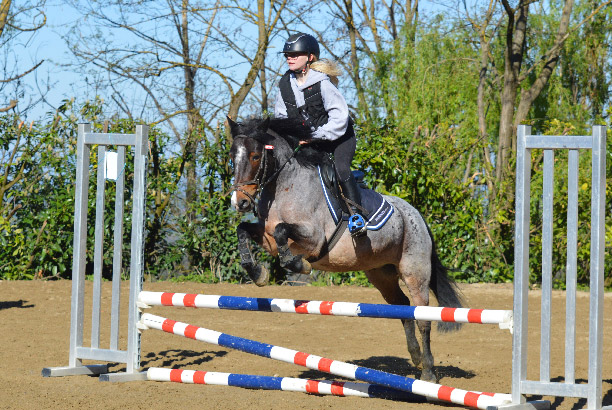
[226, 116, 239, 137]
[258, 117, 270, 132]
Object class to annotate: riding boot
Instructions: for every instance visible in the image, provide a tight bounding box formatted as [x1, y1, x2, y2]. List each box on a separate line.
[340, 175, 368, 237]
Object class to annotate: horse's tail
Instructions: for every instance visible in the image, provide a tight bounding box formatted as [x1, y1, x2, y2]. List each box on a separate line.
[427, 226, 464, 333]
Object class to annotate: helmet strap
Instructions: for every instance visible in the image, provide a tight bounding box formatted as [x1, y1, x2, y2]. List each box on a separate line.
[301, 54, 313, 74]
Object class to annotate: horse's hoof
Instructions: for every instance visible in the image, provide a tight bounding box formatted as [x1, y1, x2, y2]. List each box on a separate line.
[251, 265, 269, 287]
[420, 369, 437, 383]
[300, 259, 312, 274]
[281, 254, 311, 275]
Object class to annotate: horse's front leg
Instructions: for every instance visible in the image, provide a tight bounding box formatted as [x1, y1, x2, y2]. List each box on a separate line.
[273, 223, 312, 274]
[237, 222, 271, 286]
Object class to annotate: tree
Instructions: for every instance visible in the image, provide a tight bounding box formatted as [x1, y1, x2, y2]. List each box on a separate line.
[557, 1, 612, 121]
[224, 0, 289, 123]
[65, 0, 293, 269]
[66, 0, 291, 184]
[0, 112, 76, 279]
[0, 0, 46, 113]
[495, 0, 611, 210]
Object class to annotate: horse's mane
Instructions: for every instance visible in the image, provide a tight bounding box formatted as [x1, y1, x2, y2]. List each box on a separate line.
[239, 117, 329, 169]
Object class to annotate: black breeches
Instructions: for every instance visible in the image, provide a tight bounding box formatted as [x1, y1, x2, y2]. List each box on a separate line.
[317, 123, 356, 181]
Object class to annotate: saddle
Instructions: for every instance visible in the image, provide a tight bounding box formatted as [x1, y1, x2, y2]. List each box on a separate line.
[317, 161, 394, 232]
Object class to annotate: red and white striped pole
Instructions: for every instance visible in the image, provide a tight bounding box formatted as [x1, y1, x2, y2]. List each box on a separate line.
[147, 367, 426, 401]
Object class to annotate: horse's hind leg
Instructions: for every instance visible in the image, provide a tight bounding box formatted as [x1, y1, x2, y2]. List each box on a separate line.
[365, 266, 423, 375]
[398, 256, 436, 382]
[237, 222, 269, 286]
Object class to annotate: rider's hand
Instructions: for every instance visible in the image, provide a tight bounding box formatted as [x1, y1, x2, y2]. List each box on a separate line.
[299, 140, 310, 145]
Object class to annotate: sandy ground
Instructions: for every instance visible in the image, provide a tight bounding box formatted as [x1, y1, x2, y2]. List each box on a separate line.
[1, 280, 611, 410]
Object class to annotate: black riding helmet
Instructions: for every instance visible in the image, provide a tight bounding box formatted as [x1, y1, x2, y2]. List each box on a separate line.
[282, 33, 320, 59]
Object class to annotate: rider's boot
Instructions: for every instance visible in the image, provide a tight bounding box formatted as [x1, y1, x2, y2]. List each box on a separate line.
[340, 175, 368, 237]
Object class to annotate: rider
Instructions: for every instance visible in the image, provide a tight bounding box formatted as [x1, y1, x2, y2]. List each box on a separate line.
[273, 32, 367, 237]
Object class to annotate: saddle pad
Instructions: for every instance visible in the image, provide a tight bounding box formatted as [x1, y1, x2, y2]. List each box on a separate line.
[317, 166, 394, 231]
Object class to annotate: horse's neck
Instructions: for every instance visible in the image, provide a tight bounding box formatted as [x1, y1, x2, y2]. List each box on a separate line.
[270, 162, 305, 190]
[264, 163, 323, 212]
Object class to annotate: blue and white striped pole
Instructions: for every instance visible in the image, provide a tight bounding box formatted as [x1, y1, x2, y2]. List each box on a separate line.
[147, 367, 425, 401]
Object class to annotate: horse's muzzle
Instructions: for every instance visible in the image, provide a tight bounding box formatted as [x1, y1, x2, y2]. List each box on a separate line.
[231, 191, 254, 212]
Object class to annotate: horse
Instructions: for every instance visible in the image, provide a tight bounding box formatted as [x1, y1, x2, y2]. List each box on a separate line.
[227, 116, 463, 382]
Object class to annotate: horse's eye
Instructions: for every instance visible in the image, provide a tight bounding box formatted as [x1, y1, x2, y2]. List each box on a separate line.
[252, 155, 261, 161]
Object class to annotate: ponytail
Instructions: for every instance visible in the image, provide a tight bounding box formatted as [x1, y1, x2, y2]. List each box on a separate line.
[310, 59, 343, 86]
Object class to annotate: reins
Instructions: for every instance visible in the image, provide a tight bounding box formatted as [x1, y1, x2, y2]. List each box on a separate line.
[261, 145, 301, 190]
[228, 130, 301, 213]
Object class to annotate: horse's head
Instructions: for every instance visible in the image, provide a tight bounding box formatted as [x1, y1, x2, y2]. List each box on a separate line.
[228, 116, 320, 213]
[228, 117, 271, 212]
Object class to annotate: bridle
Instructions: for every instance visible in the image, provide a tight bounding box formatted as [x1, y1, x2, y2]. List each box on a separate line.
[229, 131, 301, 213]
[229, 135, 271, 209]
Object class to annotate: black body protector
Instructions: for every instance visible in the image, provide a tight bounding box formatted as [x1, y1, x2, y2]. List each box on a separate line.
[278, 71, 327, 129]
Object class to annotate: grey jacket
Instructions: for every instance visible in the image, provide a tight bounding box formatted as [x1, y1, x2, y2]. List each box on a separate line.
[274, 69, 349, 141]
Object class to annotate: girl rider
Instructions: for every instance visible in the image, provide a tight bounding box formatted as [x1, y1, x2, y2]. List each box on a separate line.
[273, 33, 367, 237]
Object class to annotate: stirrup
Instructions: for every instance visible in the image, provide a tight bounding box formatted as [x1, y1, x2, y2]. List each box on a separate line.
[348, 214, 367, 237]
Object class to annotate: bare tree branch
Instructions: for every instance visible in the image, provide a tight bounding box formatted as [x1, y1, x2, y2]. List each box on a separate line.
[0, 60, 44, 83]
[0, 99, 16, 112]
[0, 0, 11, 38]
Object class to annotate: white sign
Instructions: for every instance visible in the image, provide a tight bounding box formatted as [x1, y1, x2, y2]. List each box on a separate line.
[105, 151, 118, 180]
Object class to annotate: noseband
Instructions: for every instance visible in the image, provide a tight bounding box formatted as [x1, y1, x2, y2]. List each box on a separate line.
[229, 131, 301, 213]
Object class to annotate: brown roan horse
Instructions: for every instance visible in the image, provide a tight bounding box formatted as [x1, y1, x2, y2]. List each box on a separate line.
[228, 116, 462, 382]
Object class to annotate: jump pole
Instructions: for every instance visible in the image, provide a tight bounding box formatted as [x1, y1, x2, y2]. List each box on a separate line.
[138, 291, 513, 330]
[147, 367, 426, 401]
[139, 313, 512, 410]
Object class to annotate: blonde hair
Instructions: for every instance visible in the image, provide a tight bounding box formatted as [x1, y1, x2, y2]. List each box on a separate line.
[310, 58, 343, 86]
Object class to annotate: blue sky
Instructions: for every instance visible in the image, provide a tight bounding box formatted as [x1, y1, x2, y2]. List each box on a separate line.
[18, 1, 83, 120]
[20, 2, 279, 122]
